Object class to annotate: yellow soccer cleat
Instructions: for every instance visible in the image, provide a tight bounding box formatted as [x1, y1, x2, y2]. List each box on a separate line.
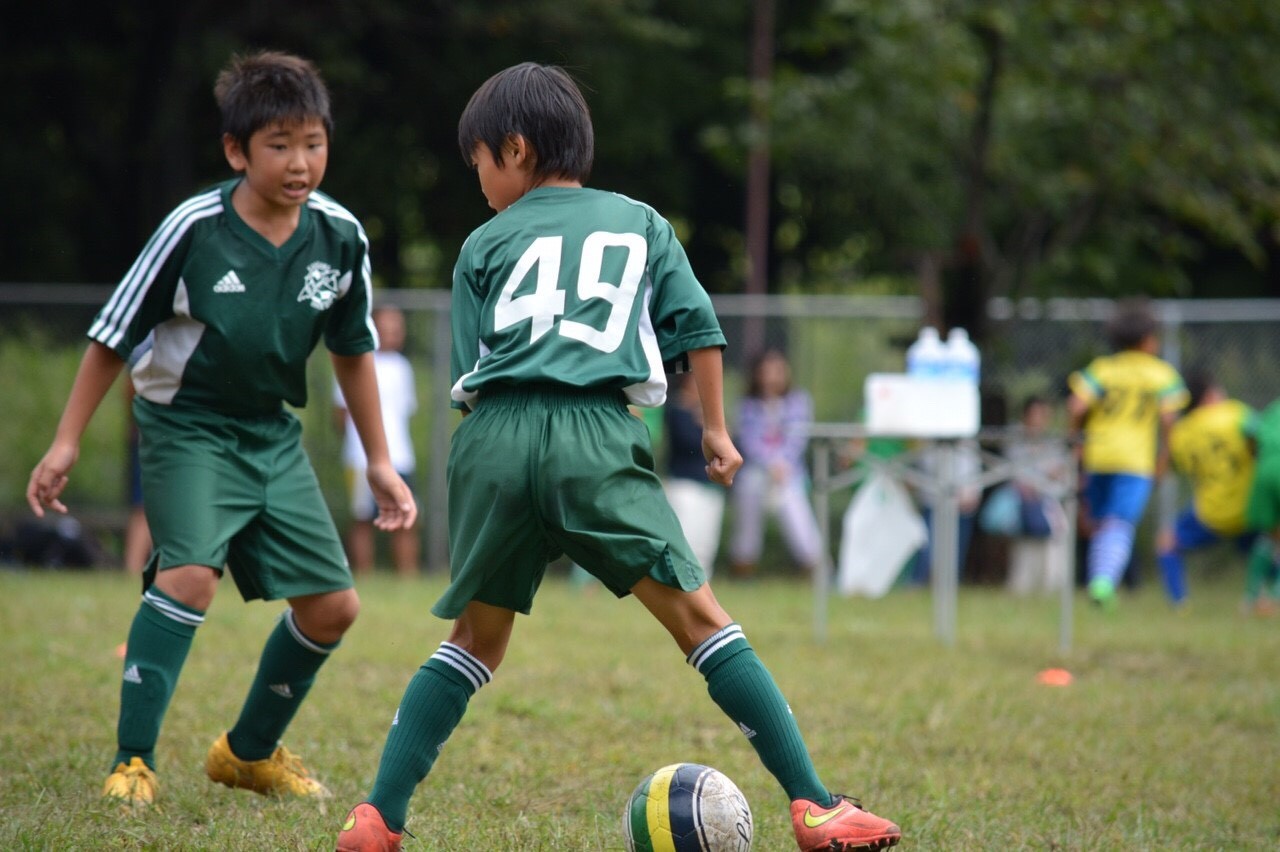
[103, 756, 158, 808]
[204, 731, 330, 798]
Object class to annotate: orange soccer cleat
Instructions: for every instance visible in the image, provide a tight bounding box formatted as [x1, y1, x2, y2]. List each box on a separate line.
[791, 794, 901, 851]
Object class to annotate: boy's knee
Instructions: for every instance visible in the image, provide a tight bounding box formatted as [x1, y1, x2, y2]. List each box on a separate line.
[291, 589, 359, 642]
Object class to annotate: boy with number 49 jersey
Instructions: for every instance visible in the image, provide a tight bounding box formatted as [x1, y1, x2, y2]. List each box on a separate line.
[27, 50, 416, 809]
[336, 63, 900, 852]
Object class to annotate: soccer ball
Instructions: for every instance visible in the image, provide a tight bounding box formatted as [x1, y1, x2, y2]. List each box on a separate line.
[623, 763, 753, 851]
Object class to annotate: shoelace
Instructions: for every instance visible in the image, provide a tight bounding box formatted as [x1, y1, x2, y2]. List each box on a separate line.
[831, 794, 865, 811]
[272, 746, 312, 778]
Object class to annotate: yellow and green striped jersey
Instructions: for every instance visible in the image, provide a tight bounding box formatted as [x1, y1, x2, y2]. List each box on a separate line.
[1169, 399, 1258, 535]
[1069, 350, 1188, 475]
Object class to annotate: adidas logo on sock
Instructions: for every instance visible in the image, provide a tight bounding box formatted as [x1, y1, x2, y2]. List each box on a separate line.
[123, 664, 143, 684]
[738, 722, 758, 739]
[213, 270, 245, 293]
[391, 708, 400, 726]
[269, 683, 294, 699]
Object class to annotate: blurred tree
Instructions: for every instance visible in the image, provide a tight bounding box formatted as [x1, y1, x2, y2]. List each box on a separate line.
[0, 0, 749, 290]
[731, 0, 1280, 333]
[1, 0, 1278, 308]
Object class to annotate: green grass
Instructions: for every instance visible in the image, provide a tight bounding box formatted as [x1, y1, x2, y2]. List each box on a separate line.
[1, 568, 1277, 850]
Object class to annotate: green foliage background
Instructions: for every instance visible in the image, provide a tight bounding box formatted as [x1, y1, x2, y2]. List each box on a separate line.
[2, 0, 1279, 300]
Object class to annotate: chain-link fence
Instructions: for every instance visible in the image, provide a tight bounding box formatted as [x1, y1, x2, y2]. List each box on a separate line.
[4, 285, 1279, 573]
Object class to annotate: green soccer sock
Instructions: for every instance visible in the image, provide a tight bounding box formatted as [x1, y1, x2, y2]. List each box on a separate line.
[688, 623, 832, 806]
[114, 588, 204, 770]
[369, 642, 491, 832]
[226, 609, 338, 761]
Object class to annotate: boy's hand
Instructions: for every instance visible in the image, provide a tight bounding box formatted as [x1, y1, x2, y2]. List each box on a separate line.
[702, 427, 743, 487]
[27, 442, 79, 517]
[366, 463, 418, 531]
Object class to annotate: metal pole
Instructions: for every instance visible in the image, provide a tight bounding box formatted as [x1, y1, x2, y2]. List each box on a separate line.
[931, 440, 959, 645]
[429, 304, 452, 574]
[1059, 460, 1078, 653]
[1156, 305, 1183, 582]
[742, 0, 775, 359]
[812, 439, 831, 643]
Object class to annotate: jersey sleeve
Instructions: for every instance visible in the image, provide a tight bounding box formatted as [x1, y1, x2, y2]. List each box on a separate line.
[1067, 362, 1102, 403]
[87, 209, 192, 361]
[1156, 363, 1190, 413]
[642, 212, 725, 364]
[449, 235, 486, 410]
[323, 222, 377, 356]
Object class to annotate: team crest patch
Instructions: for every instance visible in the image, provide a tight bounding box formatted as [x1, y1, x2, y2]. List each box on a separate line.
[297, 261, 341, 310]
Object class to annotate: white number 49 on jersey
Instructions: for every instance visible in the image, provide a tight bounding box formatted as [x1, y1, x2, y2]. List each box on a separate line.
[494, 232, 646, 354]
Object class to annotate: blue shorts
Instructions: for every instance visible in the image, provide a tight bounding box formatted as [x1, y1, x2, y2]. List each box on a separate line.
[1170, 508, 1255, 554]
[1085, 473, 1153, 525]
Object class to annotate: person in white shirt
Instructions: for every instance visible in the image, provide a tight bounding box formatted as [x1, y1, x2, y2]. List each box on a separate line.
[334, 305, 419, 576]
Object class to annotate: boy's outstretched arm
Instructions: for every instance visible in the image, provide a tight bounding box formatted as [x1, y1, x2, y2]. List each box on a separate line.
[686, 347, 743, 487]
[27, 341, 125, 517]
[331, 352, 418, 531]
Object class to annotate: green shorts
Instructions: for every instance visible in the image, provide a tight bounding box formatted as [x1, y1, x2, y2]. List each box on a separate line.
[134, 398, 352, 602]
[1246, 450, 1280, 533]
[434, 384, 705, 619]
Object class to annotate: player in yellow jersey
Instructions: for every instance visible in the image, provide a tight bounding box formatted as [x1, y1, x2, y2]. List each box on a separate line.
[1068, 299, 1189, 609]
[1155, 369, 1272, 609]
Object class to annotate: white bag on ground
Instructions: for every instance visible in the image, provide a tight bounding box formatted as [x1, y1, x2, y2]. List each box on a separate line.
[837, 470, 927, 598]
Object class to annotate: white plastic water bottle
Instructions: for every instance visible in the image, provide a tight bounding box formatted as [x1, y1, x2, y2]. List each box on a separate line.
[945, 327, 981, 384]
[906, 327, 947, 377]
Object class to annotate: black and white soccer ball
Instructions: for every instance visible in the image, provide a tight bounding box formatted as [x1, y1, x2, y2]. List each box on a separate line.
[623, 763, 753, 851]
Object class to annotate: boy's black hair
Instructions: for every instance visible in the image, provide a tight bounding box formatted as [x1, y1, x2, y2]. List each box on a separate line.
[214, 51, 333, 153]
[457, 62, 594, 183]
[1106, 297, 1158, 352]
[1182, 365, 1216, 409]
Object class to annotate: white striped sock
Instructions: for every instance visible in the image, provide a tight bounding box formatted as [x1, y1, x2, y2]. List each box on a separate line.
[686, 623, 746, 673]
[431, 642, 493, 692]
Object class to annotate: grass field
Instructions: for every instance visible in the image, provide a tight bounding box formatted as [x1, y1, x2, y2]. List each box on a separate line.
[1, 567, 1277, 850]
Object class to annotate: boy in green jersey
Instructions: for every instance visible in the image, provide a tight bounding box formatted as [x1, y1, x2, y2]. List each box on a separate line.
[337, 63, 900, 852]
[1244, 399, 1280, 612]
[26, 50, 416, 808]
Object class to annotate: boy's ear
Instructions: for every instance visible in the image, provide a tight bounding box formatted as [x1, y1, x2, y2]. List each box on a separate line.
[222, 133, 249, 172]
[506, 134, 533, 169]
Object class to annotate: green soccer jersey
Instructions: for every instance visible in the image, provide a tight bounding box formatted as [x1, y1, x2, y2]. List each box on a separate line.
[89, 179, 375, 416]
[450, 187, 725, 410]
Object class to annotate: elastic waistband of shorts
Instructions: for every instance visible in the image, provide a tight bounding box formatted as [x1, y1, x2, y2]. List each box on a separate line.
[479, 382, 628, 410]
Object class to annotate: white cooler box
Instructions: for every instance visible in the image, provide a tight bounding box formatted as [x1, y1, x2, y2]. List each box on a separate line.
[864, 373, 980, 438]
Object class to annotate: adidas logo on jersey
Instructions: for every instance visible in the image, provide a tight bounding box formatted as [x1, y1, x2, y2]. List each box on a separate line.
[123, 664, 143, 684]
[213, 270, 245, 293]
